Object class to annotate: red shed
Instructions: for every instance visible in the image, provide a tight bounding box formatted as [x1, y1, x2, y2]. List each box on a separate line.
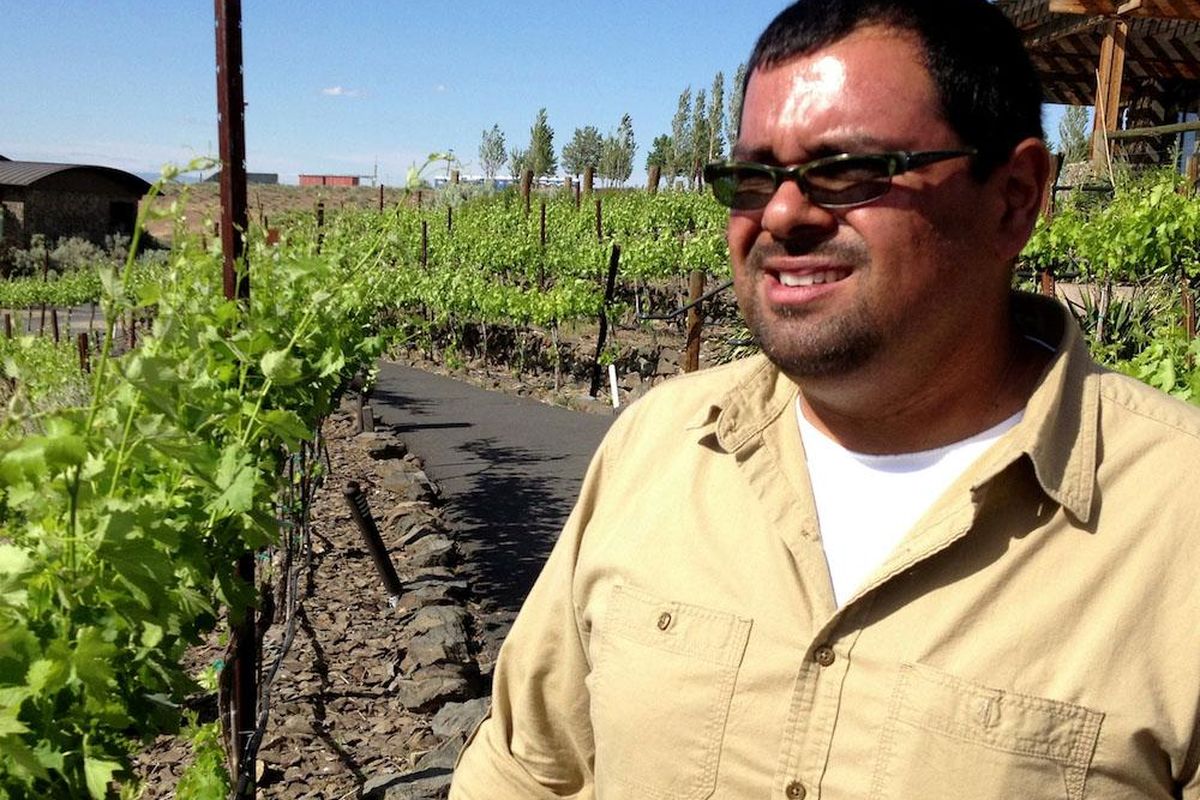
[298, 174, 360, 187]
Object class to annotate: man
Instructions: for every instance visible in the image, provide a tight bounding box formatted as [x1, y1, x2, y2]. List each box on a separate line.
[452, 1, 1200, 797]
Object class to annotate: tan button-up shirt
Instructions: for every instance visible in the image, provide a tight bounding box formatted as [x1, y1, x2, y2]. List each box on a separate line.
[451, 293, 1200, 799]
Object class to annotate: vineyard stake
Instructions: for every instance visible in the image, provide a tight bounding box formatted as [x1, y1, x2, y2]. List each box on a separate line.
[379, 183, 384, 212]
[1183, 277, 1196, 340]
[447, 205, 453, 235]
[39, 304, 46, 336]
[647, 165, 661, 195]
[316, 201, 325, 254]
[342, 482, 403, 605]
[216, 0, 257, 796]
[589, 244, 621, 397]
[51, 308, 60, 344]
[1039, 267, 1055, 298]
[77, 332, 89, 373]
[539, 200, 547, 288]
[583, 166, 594, 197]
[521, 169, 533, 214]
[684, 269, 706, 372]
[3, 313, 10, 339]
[421, 220, 429, 267]
[595, 198, 603, 244]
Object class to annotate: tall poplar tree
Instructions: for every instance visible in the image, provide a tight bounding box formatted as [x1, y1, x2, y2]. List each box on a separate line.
[691, 89, 710, 187]
[670, 88, 693, 185]
[562, 126, 603, 178]
[478, 124, 506, 179]
[729, 63, 747, 145]
[528, 108, 558, 178]
[708, 72, 726, 162]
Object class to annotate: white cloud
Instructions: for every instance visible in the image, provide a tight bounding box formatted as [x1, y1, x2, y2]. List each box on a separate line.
[434, 84, 447, 93]
[321, 86, 360, 97]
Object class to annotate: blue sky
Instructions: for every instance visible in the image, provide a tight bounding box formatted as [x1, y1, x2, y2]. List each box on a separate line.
[3, 2, 1069, 185]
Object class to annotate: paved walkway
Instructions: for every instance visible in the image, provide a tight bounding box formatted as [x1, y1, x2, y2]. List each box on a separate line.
[371, 362, 615, 613]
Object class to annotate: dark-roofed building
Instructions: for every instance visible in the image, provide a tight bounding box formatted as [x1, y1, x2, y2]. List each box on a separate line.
[0, 160, 152, 250]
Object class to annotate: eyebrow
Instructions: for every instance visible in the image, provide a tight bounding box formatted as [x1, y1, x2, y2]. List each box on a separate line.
[730, 134, 898, 164]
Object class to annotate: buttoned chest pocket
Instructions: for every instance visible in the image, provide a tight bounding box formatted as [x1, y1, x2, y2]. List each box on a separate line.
[869, 663, 1104, 800]
[587, 584, 752, 800]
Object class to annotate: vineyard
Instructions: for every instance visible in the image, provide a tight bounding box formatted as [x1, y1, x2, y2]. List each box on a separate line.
[0, 161, 1198, 797]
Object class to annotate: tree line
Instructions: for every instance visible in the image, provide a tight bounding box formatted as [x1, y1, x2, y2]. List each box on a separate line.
[476, 64, 746, 188]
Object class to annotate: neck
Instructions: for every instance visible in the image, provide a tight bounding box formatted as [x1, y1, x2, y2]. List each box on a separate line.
[794, 319, 1051, 455]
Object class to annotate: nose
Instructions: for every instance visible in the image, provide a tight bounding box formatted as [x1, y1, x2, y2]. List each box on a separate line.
[758, 178, 838, 242]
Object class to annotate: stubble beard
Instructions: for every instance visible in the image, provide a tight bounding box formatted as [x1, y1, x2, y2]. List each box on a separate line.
[738, 241, 882, 380]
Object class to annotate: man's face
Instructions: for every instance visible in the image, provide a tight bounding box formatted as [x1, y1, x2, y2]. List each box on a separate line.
[728, 26, 1002, 381]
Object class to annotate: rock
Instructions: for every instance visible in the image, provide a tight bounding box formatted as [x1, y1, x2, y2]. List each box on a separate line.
[395, 582, 462, 611]
[398, 521, 442, 548]
[357, 431, 408, 460]
[401, 618, 471, 672]
[376, 461, 436, 503]
[404, 534, 456, 568]
[413, 736, 465, 771]
[405, 604, 469, 637]
[430, 697, 489, 740]
[361, 766, 452, 800]
[392, 665, 475, 713]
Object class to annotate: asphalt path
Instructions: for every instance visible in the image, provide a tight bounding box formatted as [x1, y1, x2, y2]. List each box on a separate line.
[371, 362, 615, 613]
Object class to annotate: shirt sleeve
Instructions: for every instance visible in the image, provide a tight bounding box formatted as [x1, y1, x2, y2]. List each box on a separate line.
[449, 438, 608, 800]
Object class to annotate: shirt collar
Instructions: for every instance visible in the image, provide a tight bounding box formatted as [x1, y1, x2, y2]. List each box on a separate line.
[688, 292, 1100, 521]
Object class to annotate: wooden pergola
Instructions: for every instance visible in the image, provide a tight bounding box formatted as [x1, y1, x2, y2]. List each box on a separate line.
[999, 0, 1200, 163]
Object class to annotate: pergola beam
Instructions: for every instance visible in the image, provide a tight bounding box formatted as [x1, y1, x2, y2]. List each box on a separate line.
[1091, 18, 1129, 161]
[1049, 0, 1200, 19]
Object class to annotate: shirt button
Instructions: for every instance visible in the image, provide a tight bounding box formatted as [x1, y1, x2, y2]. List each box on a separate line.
[813, 645, 836, 667]
[656, 612, 672, 631]
[785, 780, 806, 799]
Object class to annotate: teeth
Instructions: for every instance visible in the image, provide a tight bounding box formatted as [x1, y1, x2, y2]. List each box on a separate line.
[779, 270, 844, 287]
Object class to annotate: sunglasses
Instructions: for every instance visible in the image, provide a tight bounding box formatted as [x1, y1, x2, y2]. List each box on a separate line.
[703, 149, 978, 211]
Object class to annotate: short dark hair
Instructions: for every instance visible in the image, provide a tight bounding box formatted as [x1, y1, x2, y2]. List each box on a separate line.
[743, 0, 1044, 179]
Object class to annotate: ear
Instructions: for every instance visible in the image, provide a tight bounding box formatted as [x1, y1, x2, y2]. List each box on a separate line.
[993, 138, 1051, 262]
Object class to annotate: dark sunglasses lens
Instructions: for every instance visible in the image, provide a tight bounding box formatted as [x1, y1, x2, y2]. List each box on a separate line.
[712, 167, 775, 209]
[804, 157, 893, 207]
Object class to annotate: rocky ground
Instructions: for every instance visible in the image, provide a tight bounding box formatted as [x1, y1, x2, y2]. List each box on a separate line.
[134, 404, 490, 799]
[130, 306, 744, 799]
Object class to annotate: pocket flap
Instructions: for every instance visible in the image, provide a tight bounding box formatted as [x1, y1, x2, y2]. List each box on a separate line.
[606, 584, 752, 667]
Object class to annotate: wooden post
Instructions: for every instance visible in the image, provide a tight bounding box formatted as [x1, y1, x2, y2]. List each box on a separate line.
[1091, 19, 1128, 165]
[564, 176, 574, 197]
[450, 169, 460, 185]
[1188, 145, 1199, 196]
[3, 314, 9, 339]
[417, 189, 423, 208]
[648, 165, 661, 195]
[316, 201, 325, 254]
[216, 3, 255, 797]
[589, 244, 621, 397]
[1184, 278, 1197, 340]
[686, 271, 700, 374]
[447, 205, 453, 235]
[684, 270, 706, 372]
[595, 198, 603, 244]
[421, 220, 429, 267]
[1041, 153, 1064, 221]
[521, 169, 533, 214]
[574, 180, 581, 209]
[77, 332, 89, 373]
[379, 183, 384, 212]
[1040, 267, 1056, 298]
[51, 308, 59, 344]
[583, 166, 595, 196]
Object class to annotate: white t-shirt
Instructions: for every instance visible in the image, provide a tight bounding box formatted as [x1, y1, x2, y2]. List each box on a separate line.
[797, 401, 1022, 606]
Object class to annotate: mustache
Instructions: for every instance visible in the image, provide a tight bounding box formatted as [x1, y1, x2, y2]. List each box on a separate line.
[746, 239, 869, 272]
